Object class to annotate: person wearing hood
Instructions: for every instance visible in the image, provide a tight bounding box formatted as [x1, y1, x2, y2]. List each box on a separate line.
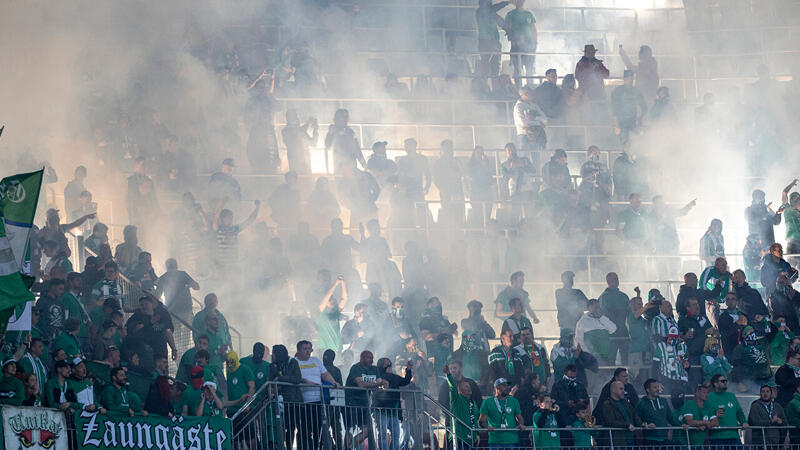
[575, 299, 617, 365]
[550, 328, 598, 387]
[770, 315, 795, 366]
[700, 219, 725, 267]
[381, 297, 417, 360]
[240, 343, 270, 398]
[460, 300, 496, 352]
[676, 272, 722, 318]
[743, 233, 764, 282]
[651, 325, 689, 408]
[269, 344, 302, 448]
[635, 379, 679, 447]
[224, 351, 254, 418]
[730, 325, 772, 392]
[731, 269, 769, 320]
[761, 242, 798, 300]
[373, 358, 412, 450]
[700, 335, 731, 383]
[419, 297, 457, 351]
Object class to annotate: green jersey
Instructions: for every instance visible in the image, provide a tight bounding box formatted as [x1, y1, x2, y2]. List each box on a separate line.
[650, 313, 679, 340]
[532, 410, 560, 448]
[100, 385, 142, 413]
[52, 332, 82, 360]
[504, 9, 535, 46]
[627, 313, 650, 353]
[226, 365, 254, 414]
[446, 373, 478, 445]
[61, 291, 90, 338]
[700, 353, 731, 382]
[570, 419, 597, 447]
[239, 356, 270, 396]
[91, 279, 122, 302]
[771, 328, 795, 366]
[784, 205, 800, 241]
[479, 396, 521, 444]
[494, 286, 530, 317]
[677, 399, 714, 445]
[180, 387, 203, 416]
[315, 306, 343, 353]
[706, 391, 746, 440]
[653, 341, 688, 381]
[18, 353, 47, 395]
[199, 399, 223, 417]
[67, 377, 95, 410]
[0, 375, 24, 406]
[698, 267, 731, 302]
[635, 396, 677, 441]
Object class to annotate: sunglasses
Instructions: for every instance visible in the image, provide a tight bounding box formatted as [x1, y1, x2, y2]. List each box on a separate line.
[719, 380, 728, 383]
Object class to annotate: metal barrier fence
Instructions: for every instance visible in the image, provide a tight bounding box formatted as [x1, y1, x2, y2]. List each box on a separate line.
[232, 381, 792, 450]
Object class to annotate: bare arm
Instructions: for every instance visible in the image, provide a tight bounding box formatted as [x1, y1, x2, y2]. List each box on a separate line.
[678, 199, 697, 217]
[63, 213, 96, 232]
[619, 46, 634, 69]
[319, 279, 342, 312]
[338, 278, 348, 310]
[495, 302, 512, 318]
[782, 179, 798, 205]
[321, 371, 340, 387]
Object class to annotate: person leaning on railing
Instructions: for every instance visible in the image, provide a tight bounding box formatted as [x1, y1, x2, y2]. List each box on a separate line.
[598, 380, 641, 447]
[748, 384, 787, 446]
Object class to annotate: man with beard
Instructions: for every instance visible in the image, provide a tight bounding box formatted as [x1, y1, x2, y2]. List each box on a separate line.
[599, 381, 640, 448]
[488, 329, 526, 387]
[676, 272, 723, 318]
[460, 300, 495, 351]
[555, 271, 588, 334]
[770, 274, 800, 335]
[761, 243, 798, 300]
[500, 297, 533, 346]
[68, 358, 103, 412]
[479, 378, 525, 447]
[438, 359, 483, 415]
[731, 269, 769, 320]
[635, 379, 679, 447]
[706, 374, 749, 447]
[516, 327, 550, 389]
[550, 328, 597, 386]
[101, 367, 144, 416]
[748, 384, 787, 447]
[592, 368, 638, 424]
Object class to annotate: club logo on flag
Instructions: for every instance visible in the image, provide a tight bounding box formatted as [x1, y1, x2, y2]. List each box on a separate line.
[0, 180, 25, 204]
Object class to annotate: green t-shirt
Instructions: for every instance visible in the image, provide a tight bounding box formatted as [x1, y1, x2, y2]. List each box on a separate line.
[345, 363, 381, 407]
[315, 307, 343, 353]
[226, 365, 254, 414]
[100, 385, 142, 413]
[199, 399, 223, 417]
[479, 396, 521, 444]
[706, 391, 747, 440]
[91, 279, 121, 302]
[627, 313, 650, 353]
[570, 419, 597, 447]
[446, 373, 478, 444]
[532, 410, 560, 448]
[504, 9, 535, 46]
[494, 286, 530, 317]
[52, 332, 82, 360]
[180, 387, 203, 416]
[784, 205, 800, 241]
[677, 399, 713, 445]
[0, 375, 24, 406]
[239, 356, 270, 396]
[61, 292, 89, 338]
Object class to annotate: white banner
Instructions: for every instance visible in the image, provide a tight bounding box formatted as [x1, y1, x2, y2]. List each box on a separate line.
[5, 301, 32, 332]
[2, 405, 68, 450]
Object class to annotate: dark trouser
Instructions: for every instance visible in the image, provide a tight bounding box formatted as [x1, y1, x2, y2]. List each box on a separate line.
[478, 39, 501, 78]
[510, 43, 536, 84]
[297, 401, 327, 450]
[617, 117, 638, 145]
[643, 438, 680, 450]
[608, 336, 629, 365]
[517, 133, 544, 171]
[710, 437, 744, 450]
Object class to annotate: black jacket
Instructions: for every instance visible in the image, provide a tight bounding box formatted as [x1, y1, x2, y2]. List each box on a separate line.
[733, 282, 769, 319]
[550, 377, 589, 426]
[592, 380, 638, 424]
[775, 364, 800, 408]
[600, 397, 641, 446]
[676, 283, 722, 318]
[373, 370, 412, 409]
[761, 254, 798, 299]
[769, 290, 800, 336]
[144, 382, 173, 416]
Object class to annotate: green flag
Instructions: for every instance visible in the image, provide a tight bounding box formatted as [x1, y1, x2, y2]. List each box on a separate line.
[0, 169, 44, 269]
[0, 219, 35, 335]
[0, 169, 42, 336]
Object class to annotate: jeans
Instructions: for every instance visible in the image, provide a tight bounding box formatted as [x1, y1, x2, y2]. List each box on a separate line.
[374, 410, 401, 450]
[711, 437, 744, 450]
[510, 43, 536, 84]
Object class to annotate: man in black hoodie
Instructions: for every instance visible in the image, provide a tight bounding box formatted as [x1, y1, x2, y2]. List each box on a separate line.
[675, 272, 722, 318]
[269, 345, 302, 450]
[776, 350, 800, 407]
[592, 368, 639, 423]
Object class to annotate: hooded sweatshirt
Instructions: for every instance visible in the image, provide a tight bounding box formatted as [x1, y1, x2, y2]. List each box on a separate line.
[575, 311, 617, 359]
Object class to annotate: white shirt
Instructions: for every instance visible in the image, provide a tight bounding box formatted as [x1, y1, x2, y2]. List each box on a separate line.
[513, 100, 547, 135]
[295, 356, 327, 403]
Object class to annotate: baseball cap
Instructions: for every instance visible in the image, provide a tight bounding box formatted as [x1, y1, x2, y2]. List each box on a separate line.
[202, 381, 217, 390]
[1, 357, 15, 367]
[222, 158, 235, 167]
[70, 357, 85, 367]
[494, 378, 510, 387]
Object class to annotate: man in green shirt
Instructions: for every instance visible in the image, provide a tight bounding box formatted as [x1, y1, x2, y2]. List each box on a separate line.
[62, 272, 90, 349]
[780, 179, 800, 266]
[504, 0, 537, 83]
[19, 338, 48, 396]
[479, 378, 524, 445]
[494, 271, 539, 323]
[196, 382, 225, 417]
[0, 358, 24, 406]
[68, 358, 104, 413]
[515, 326, 550, 386]
[444, 364, 480, 447]
[52, 318, 83, 360]
[225, 351, 254, 417]
[177, 335, 213, 383]
[706, 374, 748, 446]
[239, 342, 270, 397]
[616, 193, 648, 245]
[44, 360, 71, 410]
[475, 0, 508, 77]
[315, 276, 347, 354]
[635, 379, 679, 446]
[100, 367, 144, 416]
[180, 366, 206, 416]
[610, 69, 647, 144]
[676, 384, 717, 446]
